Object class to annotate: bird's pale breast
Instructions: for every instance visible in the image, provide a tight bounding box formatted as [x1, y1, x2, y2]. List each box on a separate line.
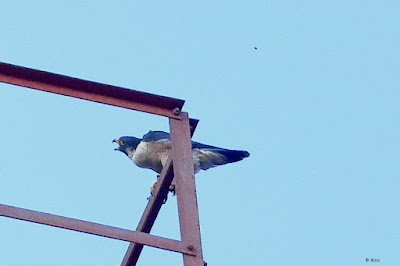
[132, 141, 170, 173]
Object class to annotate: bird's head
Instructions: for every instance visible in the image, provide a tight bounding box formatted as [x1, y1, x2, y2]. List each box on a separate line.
[113, 136, 141, 158]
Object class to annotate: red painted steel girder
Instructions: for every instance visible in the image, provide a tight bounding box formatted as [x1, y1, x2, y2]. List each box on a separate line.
[0, 62, 184, 118]
[0, 203, 196, 255]
[170, 113, 204, 265]
[121, 117, 199, 266]
[0, 62, 204, 266]
[121, 155, 175, 265]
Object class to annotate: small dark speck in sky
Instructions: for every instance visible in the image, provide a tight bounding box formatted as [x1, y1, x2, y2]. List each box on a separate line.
[254, 46, 258, 50]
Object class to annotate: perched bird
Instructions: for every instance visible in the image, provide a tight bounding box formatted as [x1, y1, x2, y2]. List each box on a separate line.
[113, 130, 250, 174]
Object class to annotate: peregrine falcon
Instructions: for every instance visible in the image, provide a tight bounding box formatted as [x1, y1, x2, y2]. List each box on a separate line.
[113, 130, 250, 174]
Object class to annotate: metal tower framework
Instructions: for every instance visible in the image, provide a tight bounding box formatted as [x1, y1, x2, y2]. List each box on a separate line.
[0, 62, 204, 266]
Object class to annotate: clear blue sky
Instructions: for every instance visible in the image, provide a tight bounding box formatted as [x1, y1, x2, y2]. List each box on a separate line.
[1, 1, 399, 265]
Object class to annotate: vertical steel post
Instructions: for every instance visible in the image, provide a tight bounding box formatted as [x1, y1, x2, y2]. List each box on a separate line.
[170, 113, 204, 266]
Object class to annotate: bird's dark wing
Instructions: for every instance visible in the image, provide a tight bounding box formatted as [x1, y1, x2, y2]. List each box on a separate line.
[142, 131, 250, 171]
[191, 141, 220, 150]
[142, 131, 170, 142]
[192, 142, 250, 171]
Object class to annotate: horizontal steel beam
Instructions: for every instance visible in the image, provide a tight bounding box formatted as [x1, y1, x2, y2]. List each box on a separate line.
[0, 203, 195, 256]
[0, 62, 203, 265]
[0, 62, 184, 118]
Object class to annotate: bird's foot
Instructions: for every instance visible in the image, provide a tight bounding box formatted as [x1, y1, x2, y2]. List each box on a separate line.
[148, 180, 169, 204]
[150, 180, 158, 196]
[169, 183, 176, 196]
[147, 180, 176, 204]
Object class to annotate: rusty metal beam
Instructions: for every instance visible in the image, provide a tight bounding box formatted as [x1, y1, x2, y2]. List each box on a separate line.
[0, 62, 204, 266]
[0, 62, 184, 118]
[0, 203, 196, 255]
[121, 155, 175, 266]
[121, 116, 199, 266]
[170, 113, 204, 265]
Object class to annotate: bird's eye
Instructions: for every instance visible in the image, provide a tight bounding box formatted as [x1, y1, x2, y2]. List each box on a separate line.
[120, 140, 124, 145]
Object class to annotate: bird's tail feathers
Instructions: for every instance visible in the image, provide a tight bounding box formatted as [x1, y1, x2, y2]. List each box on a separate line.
[215, 149, 250, 164]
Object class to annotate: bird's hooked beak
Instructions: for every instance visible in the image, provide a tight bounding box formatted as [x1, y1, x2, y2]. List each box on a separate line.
[113, 138, 121, 151]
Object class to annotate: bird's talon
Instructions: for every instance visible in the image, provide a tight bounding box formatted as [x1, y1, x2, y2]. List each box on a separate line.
[169, 184, 176, 196]
[162, 194, 168, 204]
[150, 180, 158, 196]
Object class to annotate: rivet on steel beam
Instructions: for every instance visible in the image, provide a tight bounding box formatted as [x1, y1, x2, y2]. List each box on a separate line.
[187, 245, 195, 251]
[172, 107, 181, 116]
